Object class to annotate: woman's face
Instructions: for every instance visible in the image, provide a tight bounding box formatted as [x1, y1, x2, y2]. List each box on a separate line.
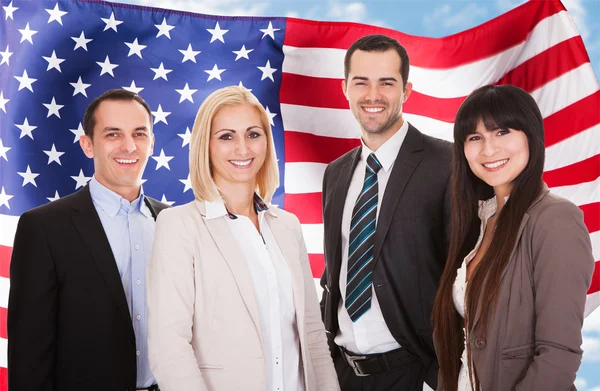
[209, 103, 267, 190]
[463, 119, 529, 198]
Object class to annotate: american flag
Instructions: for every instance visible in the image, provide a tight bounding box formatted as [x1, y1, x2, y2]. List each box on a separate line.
[0, 0, 598, 388]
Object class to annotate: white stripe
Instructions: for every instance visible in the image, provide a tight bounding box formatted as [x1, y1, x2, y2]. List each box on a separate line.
[585, 290, 600, 318]
[591, 230, 600, 262]
[284, 162, 326, 194]
[0, 276, 8, 308]
[544, 123, 600, 171]
[549, 177, 600, 208]
[282, 12, 580, 99]
[0, 337, 6, 368]
[301, 223, 325, 254]
[404, 114, 453, 141]
[0, 213, 19, 247]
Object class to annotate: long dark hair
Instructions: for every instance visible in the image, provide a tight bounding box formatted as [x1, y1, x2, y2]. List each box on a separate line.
[432, 85, 546, 391]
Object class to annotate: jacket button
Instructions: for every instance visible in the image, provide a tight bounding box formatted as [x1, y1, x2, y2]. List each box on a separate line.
[474, 337, 486, 349]
[129, 339, 135, 347]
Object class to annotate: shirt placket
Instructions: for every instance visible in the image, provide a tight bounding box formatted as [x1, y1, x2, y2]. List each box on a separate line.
[128, 206, 145, 372]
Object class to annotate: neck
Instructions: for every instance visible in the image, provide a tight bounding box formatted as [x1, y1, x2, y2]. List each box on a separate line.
[216, 180, 256, 217]
[96, 177, 141, 202]
[362, 116, 404, 152]
[493, 184, 511, 214]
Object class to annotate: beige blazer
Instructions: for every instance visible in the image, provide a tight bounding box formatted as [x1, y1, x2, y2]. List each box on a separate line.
[436, 187, 594, 390]
[147, 200, 340, 391]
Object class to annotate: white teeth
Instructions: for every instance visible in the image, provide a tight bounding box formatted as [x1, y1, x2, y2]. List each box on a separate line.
[116, 158, 137, 164]
[364, 107, 384, 113]
[230, 159, 252, 167]
[483, 159, 508, 168]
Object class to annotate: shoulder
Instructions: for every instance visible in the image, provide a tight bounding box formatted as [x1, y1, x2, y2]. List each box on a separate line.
[269, 205, 301, 228]
[156, 201, 200, 222]
[419, 131, 452, 161]
[326, 146, 360, 173]
[20, 188, 86, 220]
[527, 191, 584, 225]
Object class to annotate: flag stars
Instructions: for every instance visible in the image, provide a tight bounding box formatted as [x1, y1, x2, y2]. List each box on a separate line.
[0, 138, 10, 161]
[176, 83, 198, 103]
[46, 3, 68, 25]
[207, 21, 228, 43]
[3, 1, 18, 20]
[205, 64, 226, 81]
[72, 31, 93, 51]
[178, 127, 192, 147]
[19, 23, 38, 45]
[160, 195, 175, 206]
[238, 81, 252, 92]
[0, 187, 13, 209]
[260, 21, 280, 40]
[43, 97, 64, 118]
[233, 45, 253, 61]
[102, 12, 123, 32]
[0, 91, 9, 113]
[151, 104, 171, 125]
[152, 149, 174, 170]
[265, 106, 277, 126]
[179, 44, 201, 63]
[97, 55, 119, 77]
[125, 38, 146, 58]
[43, 50, 65, 72]
[43, 144, 65, 165]
[18, 165, 40, 187]
[257, 60, 277, 82]
[71, 169, 92, 189]
[70, 76, 91, 97]
[15, 118, 37, 139]
[155, 17, 175, 39]
[180, 174, 192, 193]
[1, 45, 13, 66]
[14, 70, 37, 92]
[47, 191, 61, 202]
[69, 123, 85, 143]
[150, 62, 172, 81]
[123, 80, 144, 94]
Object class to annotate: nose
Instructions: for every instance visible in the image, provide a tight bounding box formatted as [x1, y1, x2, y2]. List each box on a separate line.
[481, 136, 499, 157]
[364, 84, 382, 102]
[121, 135, 137, 154]
[235, 137, 249, 156]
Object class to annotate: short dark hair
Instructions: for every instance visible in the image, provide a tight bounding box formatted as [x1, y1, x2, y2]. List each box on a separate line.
[83, 89, 152, 138]
[344, 34, 410, 87]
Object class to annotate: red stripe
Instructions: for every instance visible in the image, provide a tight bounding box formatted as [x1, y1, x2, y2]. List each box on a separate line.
[580, 203, 600, 234]
[589, 260, 600, 294]
[284, 193, 323, 224]
[0, 306, 6, 340]
[544, 91, 600, 147]
[543, 154, 600, 188]
[284, 0, 563, 67]
[0, 246, 10, 279]
[0, 367, 6, 391]
[284, 131, 359, 164]
[308, 253, 325, 279]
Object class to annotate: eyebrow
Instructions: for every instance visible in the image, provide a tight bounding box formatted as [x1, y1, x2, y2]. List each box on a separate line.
[102, 126, 149, 132]
[215, 125, 264, 134]
[351, 76, 398, 82]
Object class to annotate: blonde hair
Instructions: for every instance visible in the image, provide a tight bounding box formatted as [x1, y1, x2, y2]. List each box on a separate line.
[189, 85, 279, 202]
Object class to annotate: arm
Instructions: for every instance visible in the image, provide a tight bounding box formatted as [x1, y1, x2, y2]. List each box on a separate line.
[8, 212, 57, 391]
[515, 201, 594, 390]
[147, 209, 208, 391]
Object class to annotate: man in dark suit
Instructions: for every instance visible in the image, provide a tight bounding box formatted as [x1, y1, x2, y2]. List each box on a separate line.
[8, 89, 168, 391]
[320, 34, 451, 391]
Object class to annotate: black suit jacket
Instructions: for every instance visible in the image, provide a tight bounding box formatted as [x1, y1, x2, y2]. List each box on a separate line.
[7, 186, 169, 391]
[320, 124, 452, 388]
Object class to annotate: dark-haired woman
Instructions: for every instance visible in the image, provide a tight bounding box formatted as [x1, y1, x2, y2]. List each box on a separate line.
[432, 84, 594, 391]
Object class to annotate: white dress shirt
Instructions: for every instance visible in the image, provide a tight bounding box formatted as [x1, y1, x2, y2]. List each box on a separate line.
[335, 121, 409, 354]
[205, 196, 304, 391]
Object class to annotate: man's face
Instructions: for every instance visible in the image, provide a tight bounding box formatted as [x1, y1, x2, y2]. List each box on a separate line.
[80, 99, 154, 199]
[342, 49, 412, 137]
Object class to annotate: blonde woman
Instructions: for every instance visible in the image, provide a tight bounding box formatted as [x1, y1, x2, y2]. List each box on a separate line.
[147, 86, 340, 391]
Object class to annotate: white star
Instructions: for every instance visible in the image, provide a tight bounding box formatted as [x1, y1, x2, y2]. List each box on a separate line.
[0, 187, 13, 209]
[150, 62, 172, 81]
[19, 23, 38, 45]
[204, 64, 225, 81]
[0, 138, 10, 161]
[47, 191, 61, 202]
[179, 43, 200, 63]
[71, 169, 92, 190]
[175, 83, 198, 103]
[14, 70, 37, 92]
[43, 97, 64, 118]
[160, 195, 175, 206]
[0, 45, 13, 66]
[257, 60, 277, 82]
[260, 21, 280, 40]
[123, 80, 144, 94]
[151, 104, 171, 125]
[72, 31, 93, 51]
[17, 165, 40, 187]
[42, 50, 65, 72]
[101, 12, 123, 32]
[46, 3, 67, 25]
[69, 123, 85, 143]
[238, 81, 252, 92]
[180, 174, 192, 193]
[265, 106, 277, 126]
[43, 144, 65, 165]
[96, 55, 118, 77]
[152, 149, 174, 170]
[233, 45, 253, 61]
[3, 1, 17, 20]
[178, 127, 192, 147]
[70, 76, 91, 97]
[0, 91, 9, 113]
[15, 118, 37, 139]
[125, 38, 146, 58]
[207, 21, 228, 43]
[155, 17, 175, 39]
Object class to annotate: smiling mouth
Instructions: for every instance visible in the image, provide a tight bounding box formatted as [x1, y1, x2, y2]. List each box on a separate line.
[482, 158, 509, 170]
[362, 107, 385, 114]
[115, 158, 138, 164]
[230, 158, 253, 168]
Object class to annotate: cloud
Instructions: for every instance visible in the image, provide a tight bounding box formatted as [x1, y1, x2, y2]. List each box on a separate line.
[582, 335, 600, 361]
[584, 306, 600, 333]
[562, 0, 589, 39]
[496, 0, 526, 12]
[575, 377, 588, 389]
[107, 0, 271, 17]
[423, 3, 488, 31]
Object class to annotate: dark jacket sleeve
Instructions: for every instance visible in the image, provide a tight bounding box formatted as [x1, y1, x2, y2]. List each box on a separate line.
[8, 212, 57, 391]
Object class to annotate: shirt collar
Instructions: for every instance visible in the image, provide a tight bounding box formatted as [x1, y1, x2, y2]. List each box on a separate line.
[360, 120, 409, 173]
[204, 192, 275, 220]
[478, 195, 510, 221]
[89, 177, 150, 219]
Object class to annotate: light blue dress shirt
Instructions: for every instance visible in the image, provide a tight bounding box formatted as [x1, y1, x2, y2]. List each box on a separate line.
[89, 177, 156, 388]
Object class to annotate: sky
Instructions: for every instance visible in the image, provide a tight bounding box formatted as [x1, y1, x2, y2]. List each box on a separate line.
[112, 0, 600, 388]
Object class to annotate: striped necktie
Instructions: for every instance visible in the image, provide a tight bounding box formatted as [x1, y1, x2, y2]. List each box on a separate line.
[345, 152, 382, 322]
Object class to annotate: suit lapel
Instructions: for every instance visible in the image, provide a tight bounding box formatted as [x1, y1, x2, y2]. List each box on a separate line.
[373, 125, 424, 264]
[69, 186, 132, 325]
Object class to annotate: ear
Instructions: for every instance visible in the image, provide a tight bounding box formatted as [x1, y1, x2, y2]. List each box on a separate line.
[341, 79, 349, 101]
[150, 132, 155, 156]
[403, 81, 413, 103]
[79, 135, 95, 159]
